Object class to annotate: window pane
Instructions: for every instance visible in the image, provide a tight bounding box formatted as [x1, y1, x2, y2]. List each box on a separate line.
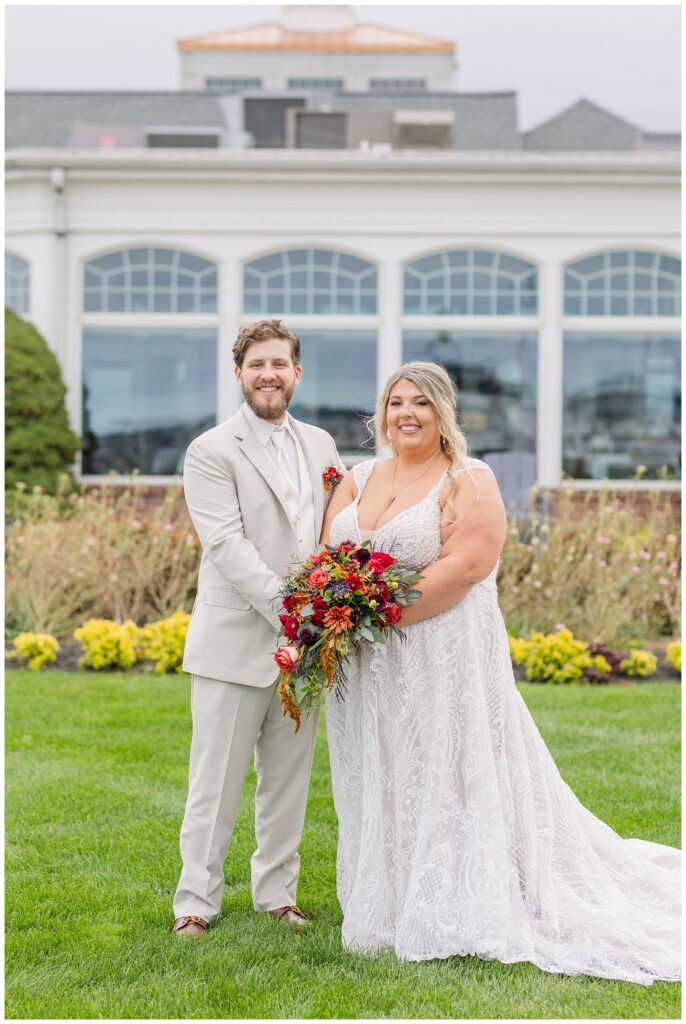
[402, 331, 537, 459]
[82, 328, 217, 475]
[563, 332, 680, 479]
[404, 250, 537, 315]
[289, 330, 377, 459]
[243, 248, 377, 314]
[565, 250, 681, 316]
[5, 252, 31, 316]
[84, 248, 217, 313]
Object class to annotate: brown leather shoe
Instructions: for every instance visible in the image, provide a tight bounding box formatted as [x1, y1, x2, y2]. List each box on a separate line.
[268, 905, 310, 927]
[172, 915, 208, 937]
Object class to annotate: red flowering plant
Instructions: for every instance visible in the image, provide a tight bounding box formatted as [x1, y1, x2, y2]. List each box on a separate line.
[274, 541, 423, 731]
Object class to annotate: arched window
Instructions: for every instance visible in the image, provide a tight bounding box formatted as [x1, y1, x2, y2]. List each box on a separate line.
[81, 247, 219, 477]
[564, 250, 681, 316]
[404, 250, 538, 315]
[5, 252, 30, 316]
[244, 248, 377, 315]
[84, 247, 218, 314]
[242, 248, 378, 457]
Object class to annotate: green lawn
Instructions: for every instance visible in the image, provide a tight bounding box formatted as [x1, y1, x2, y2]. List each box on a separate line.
[6, 671, 681, 1020]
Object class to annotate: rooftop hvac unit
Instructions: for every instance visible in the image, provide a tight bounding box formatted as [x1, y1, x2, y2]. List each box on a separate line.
[393, 110, 455, 149]
[145, 127, 222, 148]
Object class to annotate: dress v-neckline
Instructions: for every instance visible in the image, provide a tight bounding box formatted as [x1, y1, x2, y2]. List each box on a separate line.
[354, 461, 449, 538]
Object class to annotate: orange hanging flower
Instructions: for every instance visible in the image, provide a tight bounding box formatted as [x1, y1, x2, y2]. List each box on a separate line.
[323, 606, 354, 634]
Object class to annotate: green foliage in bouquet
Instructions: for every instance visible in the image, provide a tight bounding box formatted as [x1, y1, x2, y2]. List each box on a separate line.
[5, 308, 80, 494]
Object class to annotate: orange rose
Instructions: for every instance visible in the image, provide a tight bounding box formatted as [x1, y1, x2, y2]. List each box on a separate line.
[274, 645, 300, 672]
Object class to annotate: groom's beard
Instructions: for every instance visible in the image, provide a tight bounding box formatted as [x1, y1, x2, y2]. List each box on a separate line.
[241, 379, 296, 421]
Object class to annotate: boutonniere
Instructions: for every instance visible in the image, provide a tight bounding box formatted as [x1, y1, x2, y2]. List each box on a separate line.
[322, 465, 344, 491]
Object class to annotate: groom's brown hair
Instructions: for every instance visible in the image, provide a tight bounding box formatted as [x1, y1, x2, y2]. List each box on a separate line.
[233, 319, 301, 368]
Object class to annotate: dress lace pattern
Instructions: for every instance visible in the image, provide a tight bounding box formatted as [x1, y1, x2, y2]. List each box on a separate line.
[326, 457, 681, 984]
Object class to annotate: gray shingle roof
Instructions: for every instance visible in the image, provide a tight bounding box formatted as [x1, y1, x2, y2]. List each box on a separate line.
[6, 92, 226, 148]
[331, 91, 521, 150]
[522, 98, 639, 151]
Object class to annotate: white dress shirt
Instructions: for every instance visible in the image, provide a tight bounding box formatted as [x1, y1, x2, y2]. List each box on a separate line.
[243, 402, 301, 490]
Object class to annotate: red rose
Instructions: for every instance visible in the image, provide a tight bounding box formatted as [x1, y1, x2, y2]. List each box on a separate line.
[384, 603, 402, 624]
[368, 552, 397, 572]
[308, 568, 331, 588]
[274, 645, 300, 672]
[310, 597, 329, 626]
[279, 613, 300, 642]
[282, 594, 298, 613]
[345, 572, 364, 590]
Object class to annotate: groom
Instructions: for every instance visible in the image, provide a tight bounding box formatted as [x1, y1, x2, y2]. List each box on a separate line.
[172, 319, 345, 936]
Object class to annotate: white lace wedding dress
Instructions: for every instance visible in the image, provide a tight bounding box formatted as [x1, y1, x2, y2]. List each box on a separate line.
[326, 457, 681, 985]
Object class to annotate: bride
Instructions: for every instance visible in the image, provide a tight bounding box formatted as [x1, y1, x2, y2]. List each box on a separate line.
[320, 361, 680, 985]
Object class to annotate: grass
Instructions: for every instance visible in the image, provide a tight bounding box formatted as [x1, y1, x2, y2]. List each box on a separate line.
[6, 670, 681, 1020]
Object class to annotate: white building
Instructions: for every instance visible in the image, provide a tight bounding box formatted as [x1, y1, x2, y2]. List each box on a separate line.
[4, 6, 681, 498]
[178, 5, 457, 95]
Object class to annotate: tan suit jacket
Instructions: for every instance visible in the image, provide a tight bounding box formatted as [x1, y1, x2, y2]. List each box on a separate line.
[182, 406, 344, 686]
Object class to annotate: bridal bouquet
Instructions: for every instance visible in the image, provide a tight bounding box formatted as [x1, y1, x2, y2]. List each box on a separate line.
[274, 541, 423, 731]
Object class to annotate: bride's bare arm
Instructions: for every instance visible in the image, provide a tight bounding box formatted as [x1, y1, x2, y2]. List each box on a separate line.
[399, 466, 507, 626]
[320, 471, 357, 545]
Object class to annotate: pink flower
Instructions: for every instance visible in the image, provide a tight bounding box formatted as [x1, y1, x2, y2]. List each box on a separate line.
[631, 565, 641, 574]
[658, 577, 670, 588]
[308, 568, 331, 588]
[274, 646, 300, 672]
[655, 551, 666, 559]
[598, 560, 607, 569]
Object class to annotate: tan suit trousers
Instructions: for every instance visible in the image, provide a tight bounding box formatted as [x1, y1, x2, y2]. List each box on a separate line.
[173, 674, 320, 922]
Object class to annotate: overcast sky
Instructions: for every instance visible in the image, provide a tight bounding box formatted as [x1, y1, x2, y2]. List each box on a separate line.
[4, 2, 681, 131]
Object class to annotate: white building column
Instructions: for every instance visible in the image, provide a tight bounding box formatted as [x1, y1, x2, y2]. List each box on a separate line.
[377, 256, 403, 395]
[537, 257, 564, 487]
[218, 254, 242, 421]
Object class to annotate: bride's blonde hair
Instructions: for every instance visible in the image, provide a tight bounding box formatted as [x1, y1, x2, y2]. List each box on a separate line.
[370, 362, 472, 522]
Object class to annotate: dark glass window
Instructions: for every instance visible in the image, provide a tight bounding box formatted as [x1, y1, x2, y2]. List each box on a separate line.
[288, 330, 377, 459]
[402, 331, 537, 456]
[82, 328, 217, 475]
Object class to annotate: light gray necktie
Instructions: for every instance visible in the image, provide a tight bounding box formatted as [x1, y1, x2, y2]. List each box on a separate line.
[271, 426, 299, 520]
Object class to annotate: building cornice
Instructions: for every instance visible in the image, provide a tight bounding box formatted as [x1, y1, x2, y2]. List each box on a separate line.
[5, 148, 680, 188]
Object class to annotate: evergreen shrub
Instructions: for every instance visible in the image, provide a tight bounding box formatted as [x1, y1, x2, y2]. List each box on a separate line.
[5, 308, 80, 494]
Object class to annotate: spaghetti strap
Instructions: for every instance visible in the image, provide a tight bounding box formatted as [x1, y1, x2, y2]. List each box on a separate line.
[351, 459, 378, 500]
